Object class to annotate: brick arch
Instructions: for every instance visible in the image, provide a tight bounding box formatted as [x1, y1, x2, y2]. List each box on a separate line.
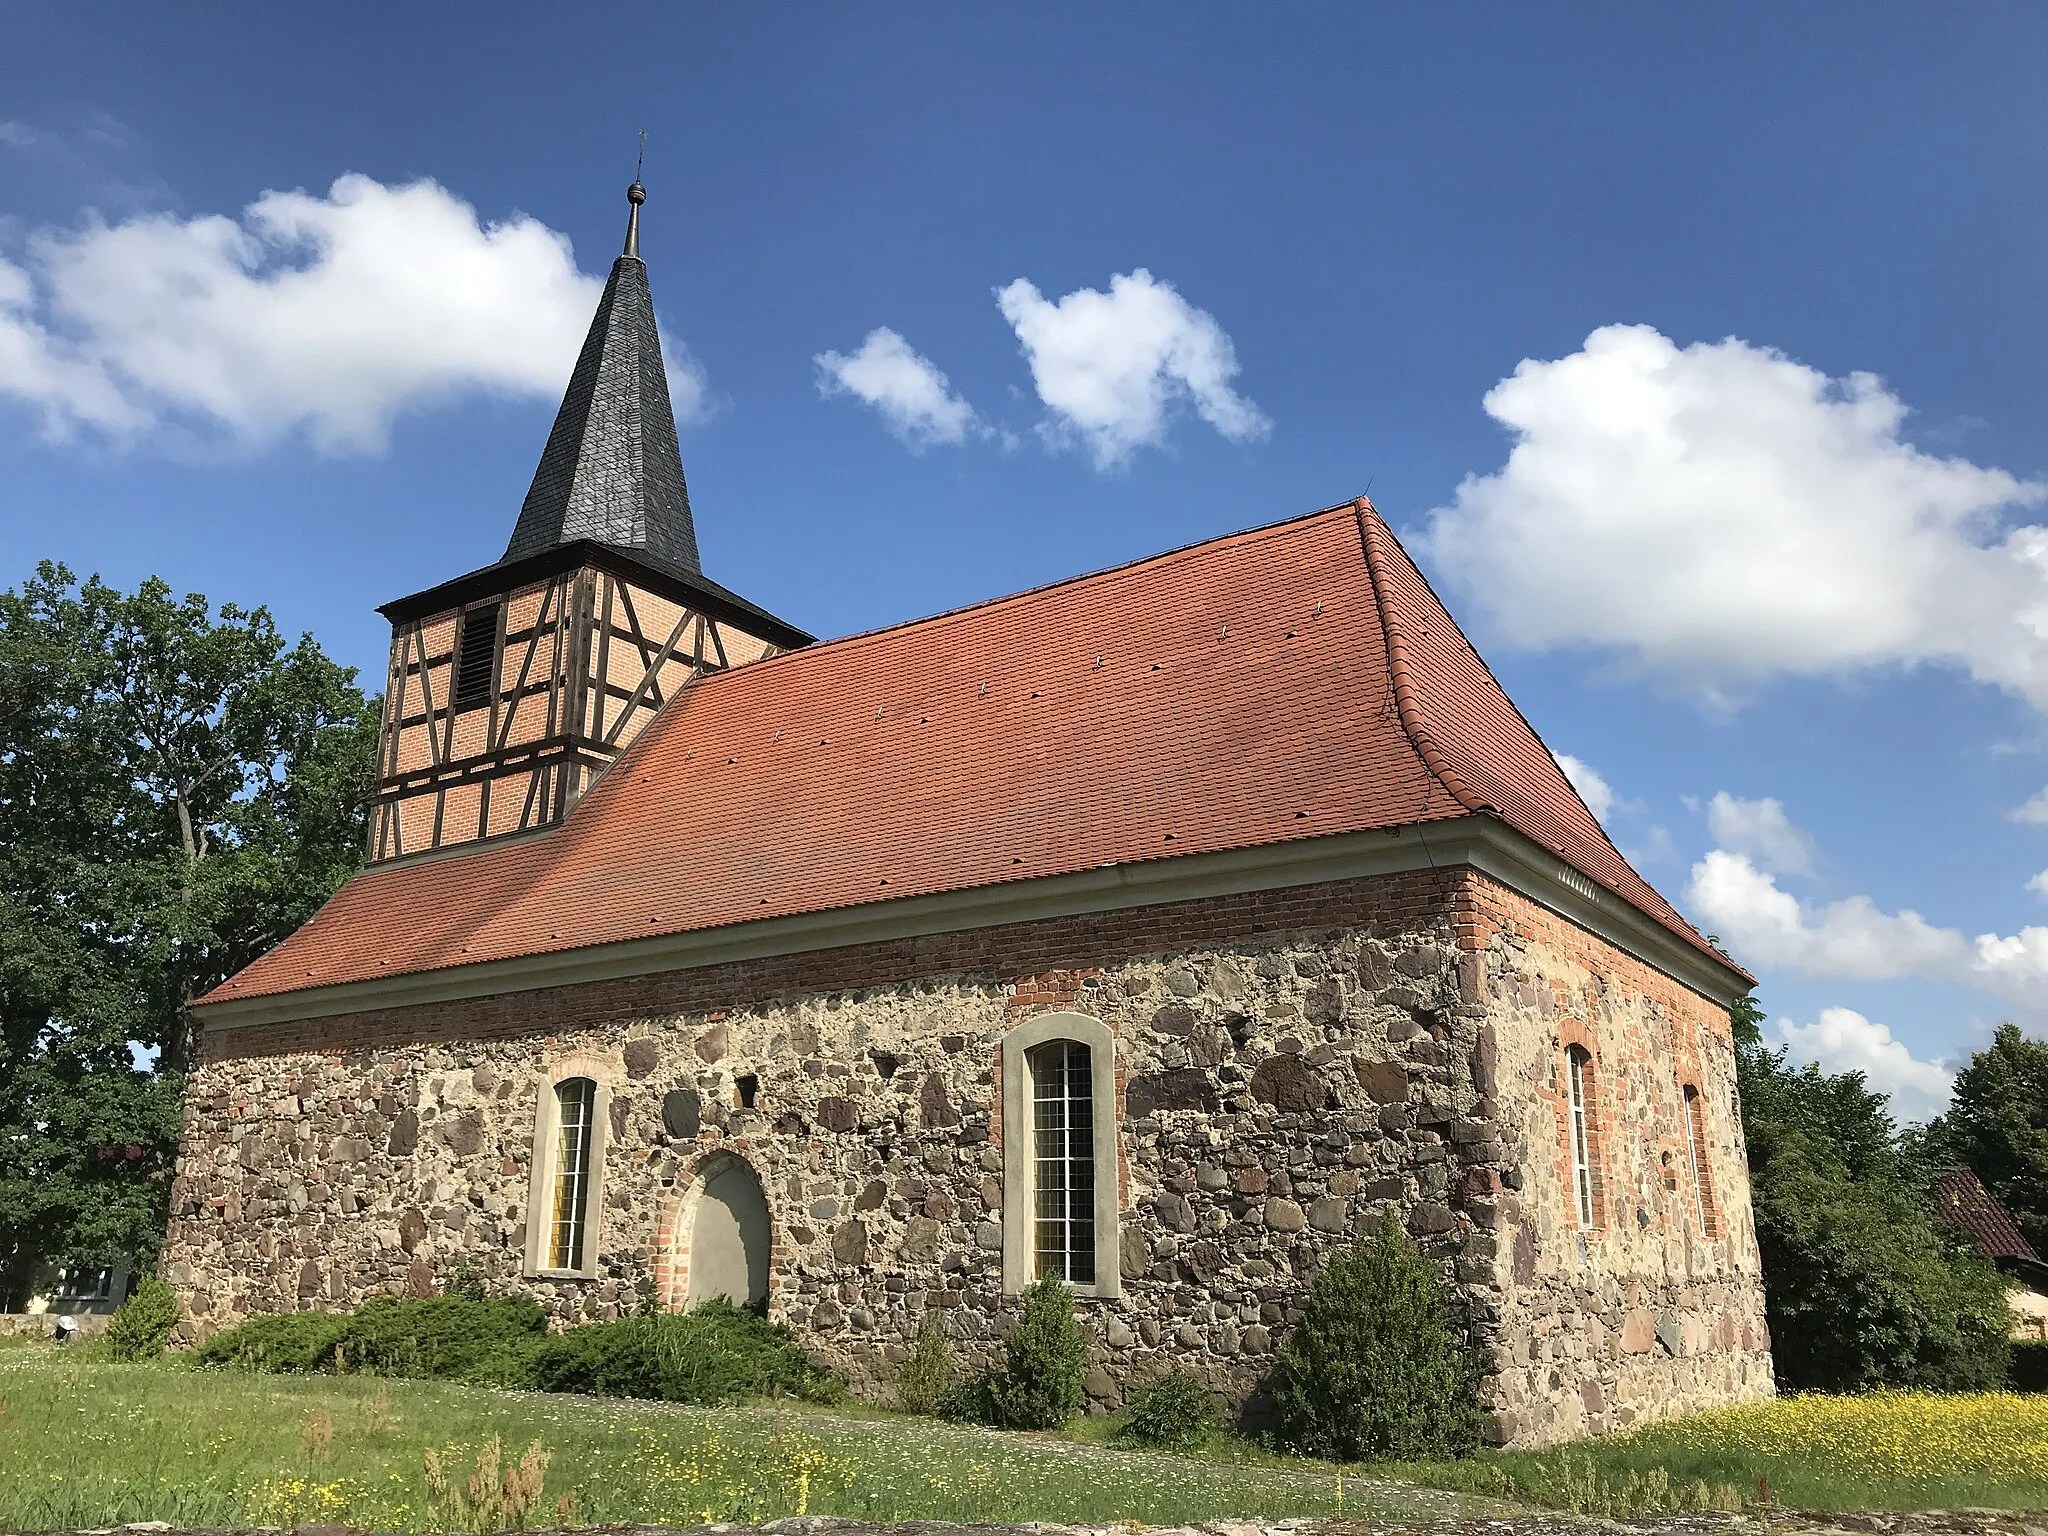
[652, 1142, 788, 1314]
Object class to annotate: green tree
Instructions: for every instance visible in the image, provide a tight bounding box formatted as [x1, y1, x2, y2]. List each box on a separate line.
[1736, 1020, 2011, 1391]
[1915, 1023, 2048, 1254]
[0, 563, 374, 1304]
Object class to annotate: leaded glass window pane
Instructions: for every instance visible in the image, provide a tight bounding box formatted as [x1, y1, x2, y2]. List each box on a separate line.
[549, 1078, 596, 1270]
[1566, 1047, 1594, 1229]
[1030, 1040, 1095, 1284]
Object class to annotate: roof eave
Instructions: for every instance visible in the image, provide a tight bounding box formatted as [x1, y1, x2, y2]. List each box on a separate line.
[194, 813, 1754, 1028]
[375, 539, 813, 649]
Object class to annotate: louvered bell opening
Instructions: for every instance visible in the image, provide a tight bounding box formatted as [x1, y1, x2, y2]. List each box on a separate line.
[453, 602, 501, 711]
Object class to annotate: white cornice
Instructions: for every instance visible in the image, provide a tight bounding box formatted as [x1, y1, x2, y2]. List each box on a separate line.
[193, 815, 1749, 1031]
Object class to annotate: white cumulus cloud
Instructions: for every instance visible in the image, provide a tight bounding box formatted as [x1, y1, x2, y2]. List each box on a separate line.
[1705, 792, 1818, 877]
[2012, 788, 2048, 826]
[0, 173, 705, 454]
[1773, 1007, 1955, 1122]
[1685, 850, 1965, 982]
[1687, 848, 2048, 1017]
[814, 327, 980, 450]
[2028, 870, 2048, 898]
[1424, 324, 2048, 708]
[1555, 753, 1617, 822]
[996, 268, 1268, 469]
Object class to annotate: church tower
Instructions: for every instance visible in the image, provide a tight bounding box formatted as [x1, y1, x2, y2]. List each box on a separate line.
[366, 180, 810, 862]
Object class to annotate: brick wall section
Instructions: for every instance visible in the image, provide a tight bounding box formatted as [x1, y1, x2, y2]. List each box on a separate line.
[166, 860, 1770, 1447]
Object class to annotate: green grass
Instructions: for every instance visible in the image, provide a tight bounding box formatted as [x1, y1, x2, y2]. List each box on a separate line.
[8, 1343, 2044, 1529]
[1065, 1388, 2048, 1514]
[1396, 1391, 2048, 1514]
[0, 1344, 1500, 1532]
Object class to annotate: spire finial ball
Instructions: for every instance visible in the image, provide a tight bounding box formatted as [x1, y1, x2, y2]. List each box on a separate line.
[627, 182, 646, 206]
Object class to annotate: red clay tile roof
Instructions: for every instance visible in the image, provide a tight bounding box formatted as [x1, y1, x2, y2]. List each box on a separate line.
[204, 501, 1742, 1008]
[1934, 1167, 2040, 1263]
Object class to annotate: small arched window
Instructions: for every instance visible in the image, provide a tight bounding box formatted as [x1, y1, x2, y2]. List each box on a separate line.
[1001, 1013, 1120, 1299]
[1566, 1045, 1598, 1230]
[1683, 1084, 1718, 1238]
[524, 1059, 613, 1279]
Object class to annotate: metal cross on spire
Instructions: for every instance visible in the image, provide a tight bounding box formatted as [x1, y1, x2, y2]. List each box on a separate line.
[624, 128, 647, 258]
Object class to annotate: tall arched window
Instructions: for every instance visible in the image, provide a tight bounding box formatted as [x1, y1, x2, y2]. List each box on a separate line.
[549, 1078, 597, 1270]
[1683, 1084, 1718, 1238]
[1001, 1013, 1120, 1299]
[1030, 1039, 1096, 1285]
[524, 1057, 614, 1279]
[1566, 1045, 1598, 1230]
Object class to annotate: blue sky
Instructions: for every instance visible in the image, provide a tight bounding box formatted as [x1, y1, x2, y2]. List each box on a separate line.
[3, 6, 2046, 1118]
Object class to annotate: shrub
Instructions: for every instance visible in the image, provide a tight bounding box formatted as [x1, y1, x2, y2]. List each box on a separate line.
[986, 1274, 1089, 1430]
[530, 1299, 841, 1405]
[934, 1373, 997, 1424]
[896, 1314, 957, 1415]
[191, 1309, 353, 1373]
[192, 1294, 547, 1383]
[1119, 1369, 1221, 1451]
[103, 1277, 181, 1362]
[191, 1290, 845, 1407]
[333, 1295, 548, 1383]
[1266, 1211, 1484, 1461]
[2014, 1339, 2048, 1394]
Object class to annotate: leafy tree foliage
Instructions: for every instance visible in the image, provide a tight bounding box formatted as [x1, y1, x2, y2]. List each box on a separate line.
[0, 563, 374, 1304]
[1915, 1022, 2048, 1255]
[1733, 998, 2012, 1391]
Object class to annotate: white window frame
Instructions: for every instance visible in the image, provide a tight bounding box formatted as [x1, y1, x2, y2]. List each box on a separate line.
[1002, 1013, 1120, 1299]
[1566, 1045, 1596, 1230]
[523, 1055, 615, 1280]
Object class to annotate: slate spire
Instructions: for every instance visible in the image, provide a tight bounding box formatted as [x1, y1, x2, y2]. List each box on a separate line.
[502, 178, 701, 573]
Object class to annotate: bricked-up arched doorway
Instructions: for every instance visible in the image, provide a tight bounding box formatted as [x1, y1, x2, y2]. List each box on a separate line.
[687, 1157, 770, 1308]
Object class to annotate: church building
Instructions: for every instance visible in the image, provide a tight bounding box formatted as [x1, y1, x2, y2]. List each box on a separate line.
[165, 183, 1775, 1447]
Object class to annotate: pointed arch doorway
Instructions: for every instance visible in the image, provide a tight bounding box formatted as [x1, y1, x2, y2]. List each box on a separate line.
[685, 1156, 771, 1309]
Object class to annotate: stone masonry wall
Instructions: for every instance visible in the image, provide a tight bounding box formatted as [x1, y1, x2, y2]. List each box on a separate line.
[1469, 880, 1774, 1445]
[164, 865, 1770, 1446]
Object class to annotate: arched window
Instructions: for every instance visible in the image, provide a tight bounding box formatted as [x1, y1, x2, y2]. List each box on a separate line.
[1565, 1045, 1598, 1230]
[1030, 1039, 1096, 1285]
[524, 1058, 614, 1278]
[549, 1078, 597, 1270]
[1683, 1084, 1718, 1238]
[1001, 1013, 1120, 1299]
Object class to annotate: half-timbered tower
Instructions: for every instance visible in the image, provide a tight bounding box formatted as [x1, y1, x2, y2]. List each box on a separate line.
[166, 179, 1776, 1449]
[370, 182, 809, 860]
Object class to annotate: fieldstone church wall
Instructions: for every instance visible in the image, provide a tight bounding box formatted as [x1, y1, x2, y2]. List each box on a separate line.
[163, 866, 1771, 1447]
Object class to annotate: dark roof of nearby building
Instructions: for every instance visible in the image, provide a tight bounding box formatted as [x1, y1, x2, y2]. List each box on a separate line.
[202, 501, 1747, 1009]
[501, 239, 700, 573]
[1934, 1167, 2042, 1263]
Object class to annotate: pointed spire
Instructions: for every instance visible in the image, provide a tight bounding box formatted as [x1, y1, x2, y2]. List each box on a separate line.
[502, 176, 701, 574]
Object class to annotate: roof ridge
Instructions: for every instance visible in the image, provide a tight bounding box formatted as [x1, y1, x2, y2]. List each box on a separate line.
[680, 499, 1369, 695]
[1353, 499, 1491, 817]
